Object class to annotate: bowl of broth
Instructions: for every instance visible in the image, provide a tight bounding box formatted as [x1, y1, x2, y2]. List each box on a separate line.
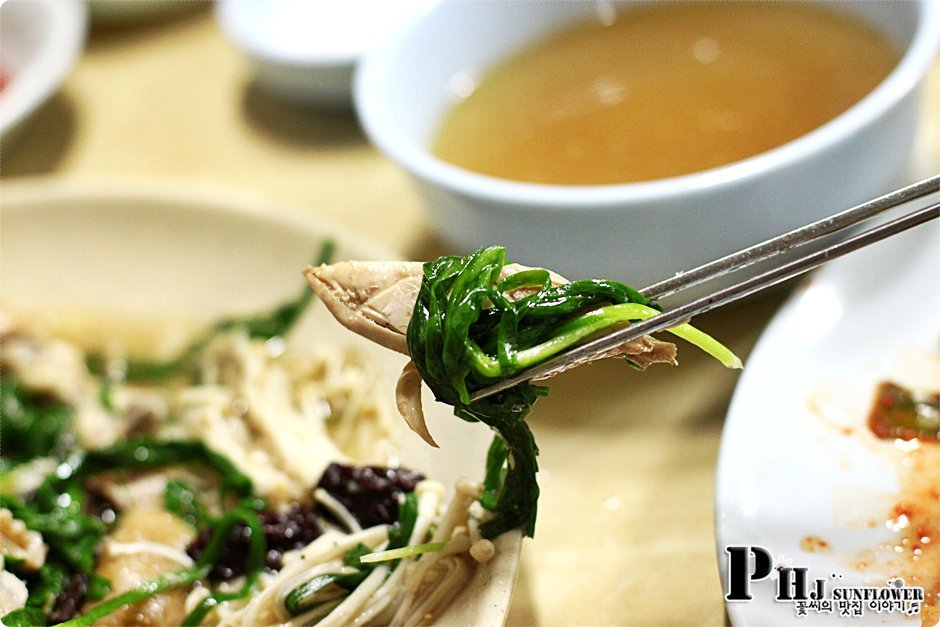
[355, 0, 939, 287]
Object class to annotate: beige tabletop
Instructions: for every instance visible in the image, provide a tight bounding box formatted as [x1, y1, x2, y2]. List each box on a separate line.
[2, 5, 938, 625]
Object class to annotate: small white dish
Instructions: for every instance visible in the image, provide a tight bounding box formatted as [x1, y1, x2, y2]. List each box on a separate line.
[0, 0, 87, 140]
[216, 0, 429, 107]
[715, 220, 939, 624]
[0, 181, 522, 626]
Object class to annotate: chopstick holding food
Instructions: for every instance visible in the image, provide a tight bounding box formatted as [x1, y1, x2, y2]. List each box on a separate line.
[305, 175, 938, 540]
[306, 247, 739, 539]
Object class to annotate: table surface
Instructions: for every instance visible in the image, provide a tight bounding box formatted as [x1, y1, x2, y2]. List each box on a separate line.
[2, 6, 938, 625]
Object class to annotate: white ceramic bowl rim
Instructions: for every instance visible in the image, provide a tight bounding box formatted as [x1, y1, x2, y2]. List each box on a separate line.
[216, 0, 430, 67]
[215, 0, 357, 67]
[0, 0, 87, 133]
[356, 0, 940, 209]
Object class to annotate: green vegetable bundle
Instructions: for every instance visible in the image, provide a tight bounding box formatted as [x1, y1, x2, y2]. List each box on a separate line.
[407, 246, 739, 539]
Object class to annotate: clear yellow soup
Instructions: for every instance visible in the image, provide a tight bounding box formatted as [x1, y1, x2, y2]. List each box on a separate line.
[431, 2, 900, 185]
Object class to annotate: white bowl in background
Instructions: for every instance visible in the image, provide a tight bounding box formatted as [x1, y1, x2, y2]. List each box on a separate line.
[216, 0, 429, 107]
[356, 0, 940, 288]
[0, 0, 87, 141]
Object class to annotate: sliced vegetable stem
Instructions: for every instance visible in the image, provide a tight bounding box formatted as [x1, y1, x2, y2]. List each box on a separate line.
[407, 246, 740, 539]
[358, 541, 449, 564]
[464, 302, 741, 378]
[57, 566, 208, 627]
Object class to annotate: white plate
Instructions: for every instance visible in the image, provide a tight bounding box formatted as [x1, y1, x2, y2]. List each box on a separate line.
[0, 0, 87, 140]
[0, 181, 521, 625]
[715, 219, 939, 625]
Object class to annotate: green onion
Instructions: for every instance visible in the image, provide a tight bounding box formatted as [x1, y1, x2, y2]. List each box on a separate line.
[358, 541, 448, 564]
[56, 503, 266, 627]
[406, 246, 740, 539]
[180, 505, 266, 626]
[58, 566, 207, 627]
[164, 479, 212, 529]
[284, 492, 421, 617]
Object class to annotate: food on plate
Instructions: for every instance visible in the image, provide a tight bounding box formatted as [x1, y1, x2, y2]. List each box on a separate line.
[809, 358, 940, 624]
[867, 381, 939, 442]
[0, 246, 501, 626]
[866, 375, 939, 624]
[306, 246, 740, 537]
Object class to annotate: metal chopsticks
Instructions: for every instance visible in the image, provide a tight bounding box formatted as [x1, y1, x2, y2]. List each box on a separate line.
[469, 174, 940, 401]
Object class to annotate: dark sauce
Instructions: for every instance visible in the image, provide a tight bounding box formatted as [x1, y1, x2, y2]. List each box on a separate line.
[187, 503, 323, 581]
[185, 463, 424, 582]
[48, 573, 88, 624]
[316, 463, 424, 529]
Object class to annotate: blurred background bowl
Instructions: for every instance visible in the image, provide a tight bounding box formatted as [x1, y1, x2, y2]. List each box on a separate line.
[216, 0, 428, 108]
[355, 0, 939, 287]
[0, 0, 87, 141]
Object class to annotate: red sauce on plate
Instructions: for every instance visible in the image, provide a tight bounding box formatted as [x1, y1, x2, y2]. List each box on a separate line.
[881, 449, 940, 626]
[867, 381, 940, 625]
[868, 381, 940, 442]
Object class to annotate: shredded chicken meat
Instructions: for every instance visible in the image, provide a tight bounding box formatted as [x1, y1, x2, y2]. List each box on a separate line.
[305, 260, 677, 445]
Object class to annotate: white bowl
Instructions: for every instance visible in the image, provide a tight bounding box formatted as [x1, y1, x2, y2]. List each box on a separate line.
[216, 0, 428, 107]
[0, 181, 522, 626]
[356, 0, 940, 288]
[0, 0, 87, 140]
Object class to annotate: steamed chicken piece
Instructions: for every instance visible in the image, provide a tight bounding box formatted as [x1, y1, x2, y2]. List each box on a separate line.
[304, 260, 676, 364]
[86, 508, 196, 626]
[304, 261, 425, 355]
[0, 565, 28, 622]
[0, 509, 45, 621]
[305, 260, 677, 445]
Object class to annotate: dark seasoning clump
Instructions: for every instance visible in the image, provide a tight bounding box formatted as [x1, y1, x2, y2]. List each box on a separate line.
[185, 463, 424, 582]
